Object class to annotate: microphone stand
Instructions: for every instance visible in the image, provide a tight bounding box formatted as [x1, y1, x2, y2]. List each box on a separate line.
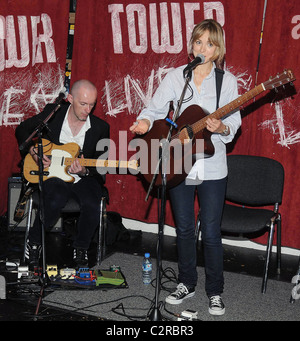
[19, 96, 65, 320]
[147, 70, 192, 321]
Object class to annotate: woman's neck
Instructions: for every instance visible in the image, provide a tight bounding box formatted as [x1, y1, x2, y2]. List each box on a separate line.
[194, 61, 213, 77]
[192, 61, 213, 93]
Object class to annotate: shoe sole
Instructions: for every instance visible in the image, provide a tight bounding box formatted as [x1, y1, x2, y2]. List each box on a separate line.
[208, 307, 225, 316]
[165, 291, 195, 305]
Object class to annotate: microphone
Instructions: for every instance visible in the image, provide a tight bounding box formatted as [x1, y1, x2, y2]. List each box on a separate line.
[183, 54, 205, 77]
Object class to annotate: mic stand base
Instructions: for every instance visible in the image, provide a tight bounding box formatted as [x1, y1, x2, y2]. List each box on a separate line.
[34, 273, 51, 321]
[149, 307, 163, 321]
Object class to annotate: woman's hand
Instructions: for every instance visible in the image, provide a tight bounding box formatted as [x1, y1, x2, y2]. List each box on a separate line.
[129, 119, 150, 135]
[206, 117, 228, 135]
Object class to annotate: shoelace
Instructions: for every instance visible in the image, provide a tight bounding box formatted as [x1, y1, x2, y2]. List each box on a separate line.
[210, 295, 222, 307]
[25, 243, 41, 260]
[174, 283, 189, 296]
[73, 249, 88, 260]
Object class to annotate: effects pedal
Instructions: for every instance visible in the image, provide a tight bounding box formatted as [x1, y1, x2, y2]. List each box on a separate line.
[177, 309, 198, 321]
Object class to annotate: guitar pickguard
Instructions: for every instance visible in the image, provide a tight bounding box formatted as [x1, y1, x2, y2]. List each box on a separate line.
[47, 149, 74, 182]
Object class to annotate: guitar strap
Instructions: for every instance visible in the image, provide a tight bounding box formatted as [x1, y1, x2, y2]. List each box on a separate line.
[215, 68, 225, 110]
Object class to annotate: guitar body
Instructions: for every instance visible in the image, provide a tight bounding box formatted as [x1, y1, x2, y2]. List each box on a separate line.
[23, 139, 80, 183]
[139, 105, 213, 188]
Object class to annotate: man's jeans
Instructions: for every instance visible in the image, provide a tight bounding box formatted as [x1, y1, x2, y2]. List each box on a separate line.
[29, 176, 103, 250]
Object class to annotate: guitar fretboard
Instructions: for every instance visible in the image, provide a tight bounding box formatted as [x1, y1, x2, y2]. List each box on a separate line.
[64, 158, 130, 169]
[192, 84, 265, 134]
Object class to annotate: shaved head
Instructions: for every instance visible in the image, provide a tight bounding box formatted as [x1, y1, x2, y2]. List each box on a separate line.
[70, 79, 97, 97]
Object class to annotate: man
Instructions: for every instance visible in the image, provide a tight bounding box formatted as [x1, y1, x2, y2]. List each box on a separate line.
[15, 79, 110, 268]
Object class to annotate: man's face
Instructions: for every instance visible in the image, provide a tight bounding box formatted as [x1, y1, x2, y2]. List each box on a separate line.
[67, 87, 97, 121]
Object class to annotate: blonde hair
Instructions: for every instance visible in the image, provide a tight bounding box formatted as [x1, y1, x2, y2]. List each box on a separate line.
[188, 19, 225, 68]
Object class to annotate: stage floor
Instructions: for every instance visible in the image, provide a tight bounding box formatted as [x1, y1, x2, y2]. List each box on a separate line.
[0, 216, 299, 321]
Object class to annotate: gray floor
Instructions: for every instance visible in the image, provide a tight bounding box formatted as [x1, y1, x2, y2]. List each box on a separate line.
[0, 222, 300, 321]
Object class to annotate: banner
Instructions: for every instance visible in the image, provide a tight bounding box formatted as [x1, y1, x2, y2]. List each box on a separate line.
[70, 0, 300, 249]
[1, 0, 300, 250]
[0, 0, 70, 216]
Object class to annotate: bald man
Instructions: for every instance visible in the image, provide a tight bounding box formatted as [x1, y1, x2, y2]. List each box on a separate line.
[16, 80, 110, 269]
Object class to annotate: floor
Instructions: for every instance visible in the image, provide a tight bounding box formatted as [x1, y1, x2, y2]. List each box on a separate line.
[0, 214, 299, 321]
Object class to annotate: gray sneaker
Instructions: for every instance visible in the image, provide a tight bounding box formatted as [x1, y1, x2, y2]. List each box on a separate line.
[165, 283, 195, 305]
[208, 295, 225, 315]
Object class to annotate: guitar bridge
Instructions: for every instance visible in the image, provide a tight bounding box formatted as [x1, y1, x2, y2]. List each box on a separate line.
[29, 170, 50, 176]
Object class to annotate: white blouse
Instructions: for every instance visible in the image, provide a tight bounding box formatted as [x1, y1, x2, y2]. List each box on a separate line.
[137, 63, 242, 181]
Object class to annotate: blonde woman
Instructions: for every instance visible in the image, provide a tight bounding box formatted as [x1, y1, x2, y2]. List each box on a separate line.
[130, 19, 241, 316]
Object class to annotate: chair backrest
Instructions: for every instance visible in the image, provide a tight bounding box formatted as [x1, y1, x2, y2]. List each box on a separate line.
[226, 155, 284, 206]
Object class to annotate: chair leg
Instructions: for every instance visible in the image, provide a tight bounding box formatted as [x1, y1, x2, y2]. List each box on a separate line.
[276, 214, 281, 275]
[262, 221, 275, 293]
[96, 197, 106, 266]
[23, 195, 33, 264]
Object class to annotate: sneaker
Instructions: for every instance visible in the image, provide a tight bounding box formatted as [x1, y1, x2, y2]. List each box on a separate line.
[73, 248, 88, 268]
[25, 241, 41, 269]
[165, 283, 195, 305]
[208, 295, 225, 315]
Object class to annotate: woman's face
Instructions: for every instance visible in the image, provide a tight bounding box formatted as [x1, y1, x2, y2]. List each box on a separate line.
[192, 30, 217, 64]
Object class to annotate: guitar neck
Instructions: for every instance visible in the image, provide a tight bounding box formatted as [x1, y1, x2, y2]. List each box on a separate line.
[192, 83, 265, 134]
[64, 158, 130, 169]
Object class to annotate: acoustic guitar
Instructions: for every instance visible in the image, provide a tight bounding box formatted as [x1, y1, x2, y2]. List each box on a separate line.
[23, 138, 139, 183]
[139, 69, 295, 188]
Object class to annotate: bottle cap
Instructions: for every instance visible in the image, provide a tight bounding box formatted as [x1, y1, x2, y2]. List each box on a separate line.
[144, 253, 150, 258]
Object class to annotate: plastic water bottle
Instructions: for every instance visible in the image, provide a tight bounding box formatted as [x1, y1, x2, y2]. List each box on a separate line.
[142, 253, 152, 285]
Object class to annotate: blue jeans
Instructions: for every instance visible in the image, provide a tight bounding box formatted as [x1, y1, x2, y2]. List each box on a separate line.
[29, 177, 103, 249]
[169, 177, 227, 297]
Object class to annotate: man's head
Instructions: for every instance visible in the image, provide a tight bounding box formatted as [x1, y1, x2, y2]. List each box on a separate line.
[67, 79, 97, 121]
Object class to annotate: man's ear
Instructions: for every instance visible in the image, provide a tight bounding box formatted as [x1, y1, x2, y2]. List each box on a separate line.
[67, 93, 73, 104]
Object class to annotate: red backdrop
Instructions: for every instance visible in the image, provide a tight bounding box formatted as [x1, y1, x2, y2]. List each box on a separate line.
[0, 0, 70, 214]
[1, 0, 300, 250]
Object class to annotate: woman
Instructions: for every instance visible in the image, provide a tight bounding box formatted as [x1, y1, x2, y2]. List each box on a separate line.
[130, 19, 241, 316]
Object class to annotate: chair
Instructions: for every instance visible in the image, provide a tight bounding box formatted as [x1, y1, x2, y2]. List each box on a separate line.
[23, 186, 108, 267]
[196, 154, 284, 294]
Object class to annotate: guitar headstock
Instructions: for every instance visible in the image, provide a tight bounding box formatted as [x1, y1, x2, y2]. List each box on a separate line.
[263, 69, 295, 91]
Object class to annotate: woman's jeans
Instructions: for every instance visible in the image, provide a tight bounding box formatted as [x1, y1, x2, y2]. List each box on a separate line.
[169, 177, 227, 297]
[29, 176, 103, 250]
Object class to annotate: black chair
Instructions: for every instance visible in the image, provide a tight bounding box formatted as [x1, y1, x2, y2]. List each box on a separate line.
[23, 187, 108, 267]
[196, 154, 284, 293]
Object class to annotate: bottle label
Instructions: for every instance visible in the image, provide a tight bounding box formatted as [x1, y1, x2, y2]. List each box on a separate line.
[143, 264, 152, 271]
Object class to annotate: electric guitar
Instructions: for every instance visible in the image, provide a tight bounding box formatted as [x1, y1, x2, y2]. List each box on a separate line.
[23, 139, 139, 183]
[140, 69, 295, 188]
